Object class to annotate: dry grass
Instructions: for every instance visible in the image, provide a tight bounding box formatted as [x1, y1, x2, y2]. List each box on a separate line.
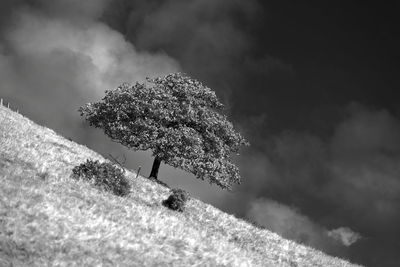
[0, 105, 363, 267]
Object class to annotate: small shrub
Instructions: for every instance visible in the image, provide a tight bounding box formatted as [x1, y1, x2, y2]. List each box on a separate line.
[71, 159, 130, 196]
[162, 188, 190, 212]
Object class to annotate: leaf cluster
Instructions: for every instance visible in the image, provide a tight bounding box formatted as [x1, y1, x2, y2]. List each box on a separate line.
[79, 73, 249, 190]
[71, 159, 131, 196]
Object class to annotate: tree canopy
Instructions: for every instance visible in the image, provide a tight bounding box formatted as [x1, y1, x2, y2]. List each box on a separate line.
[79, 72, 249, 190]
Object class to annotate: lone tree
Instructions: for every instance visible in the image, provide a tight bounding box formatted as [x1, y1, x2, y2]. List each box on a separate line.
[79, 73, 249, 190]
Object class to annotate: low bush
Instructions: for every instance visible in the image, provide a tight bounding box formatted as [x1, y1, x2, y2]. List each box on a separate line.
[71, 159, 131, 196]
[162, 188, 190, 212]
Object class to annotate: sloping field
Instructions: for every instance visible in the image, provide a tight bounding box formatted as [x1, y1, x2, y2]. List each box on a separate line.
[0, 105, 362, 266]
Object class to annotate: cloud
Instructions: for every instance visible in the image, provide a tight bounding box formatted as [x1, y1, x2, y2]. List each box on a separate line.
[247, 198, 326, 244]
[246, 198, 352, 255]
[0, 2, 179, 138]
[331, 103, 400, 156]
[102, 0, 292, 113]
[32, 0, 112, 20]
[3, 7, 180, 95]
[128, 0, 260, 55]
[235, 103, 400, 264]
[326, 104, 400, 230]
[327, 227, 362, 247]
[257, 103, 400, 233]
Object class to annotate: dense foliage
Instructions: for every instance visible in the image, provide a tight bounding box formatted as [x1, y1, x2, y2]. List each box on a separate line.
[71, 159, 131, 196]
[162, 188, 190, 212]
[79, 72, 249, 190]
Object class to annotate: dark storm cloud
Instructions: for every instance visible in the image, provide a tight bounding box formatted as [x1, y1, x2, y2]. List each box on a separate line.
[102, 0, 293, 111]
[30, 0, 111, 20]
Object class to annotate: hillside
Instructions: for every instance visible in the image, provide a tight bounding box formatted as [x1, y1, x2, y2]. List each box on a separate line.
[0, 105, 362, 266]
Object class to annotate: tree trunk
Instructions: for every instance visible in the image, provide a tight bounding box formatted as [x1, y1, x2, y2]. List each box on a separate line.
[149, 156, 162, 179]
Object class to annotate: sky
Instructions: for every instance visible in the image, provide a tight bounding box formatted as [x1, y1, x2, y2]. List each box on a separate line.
[0, 1, 399, 266]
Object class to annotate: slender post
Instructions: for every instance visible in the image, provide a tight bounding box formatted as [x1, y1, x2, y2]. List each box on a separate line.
[0, 98, 3, 106]
[7, 103, 9, 108]
[136, 166, 141, 178]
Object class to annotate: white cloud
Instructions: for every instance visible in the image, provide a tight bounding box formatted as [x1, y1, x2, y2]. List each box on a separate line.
[246, 198, 363, 255]
[5, 11, 180, 97]
[247, 198, 332, 249]
[327, 227, 362, 247]
[0, 5, 180, 136]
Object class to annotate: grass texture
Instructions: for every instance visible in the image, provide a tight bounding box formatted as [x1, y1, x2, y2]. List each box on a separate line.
[0, 105, 362, 267]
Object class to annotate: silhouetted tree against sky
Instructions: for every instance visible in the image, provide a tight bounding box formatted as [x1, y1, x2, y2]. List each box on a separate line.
[79, 73, 249, 190]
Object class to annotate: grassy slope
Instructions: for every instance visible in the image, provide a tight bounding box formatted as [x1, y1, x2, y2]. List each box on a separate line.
[0, 105, 362, 267]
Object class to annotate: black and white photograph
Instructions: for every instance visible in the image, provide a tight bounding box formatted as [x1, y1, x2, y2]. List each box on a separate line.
[1, 1, 399, 266]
